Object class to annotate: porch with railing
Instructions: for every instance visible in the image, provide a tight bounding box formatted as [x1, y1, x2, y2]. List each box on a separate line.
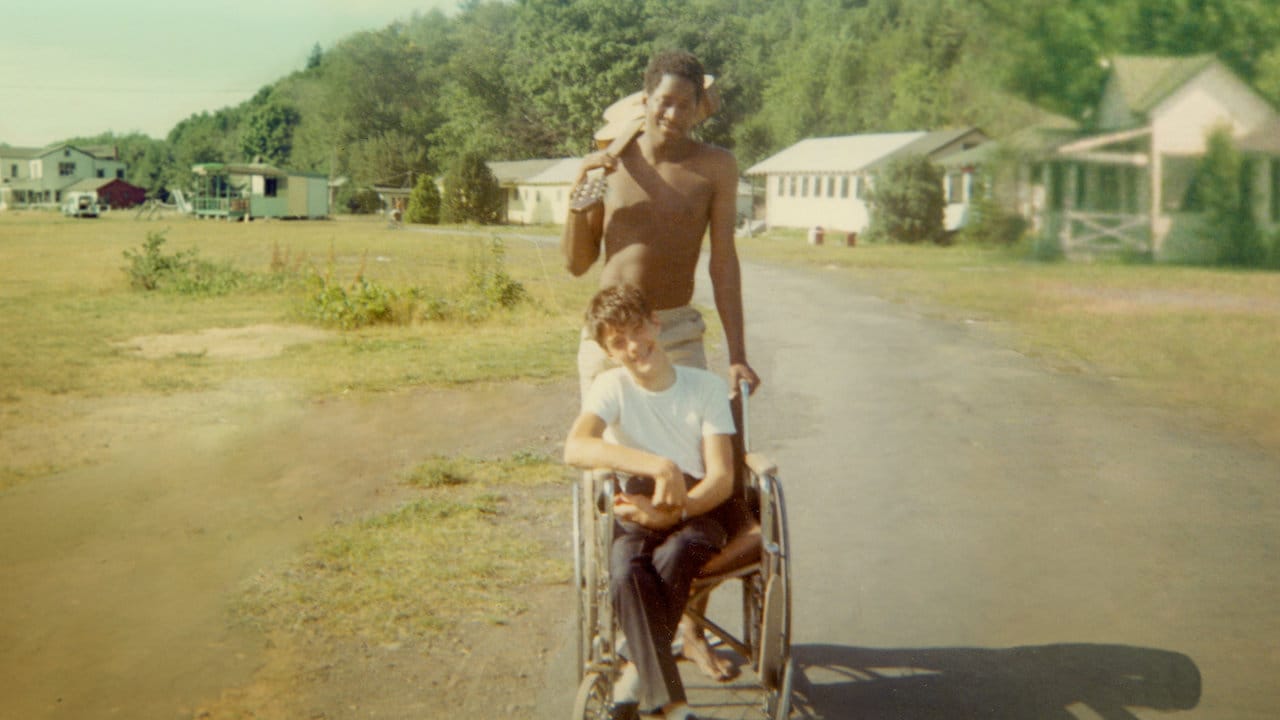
[1058, 210, 1151, 258]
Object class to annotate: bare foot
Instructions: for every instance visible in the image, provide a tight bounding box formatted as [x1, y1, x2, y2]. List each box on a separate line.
[678, 617, 737, 681]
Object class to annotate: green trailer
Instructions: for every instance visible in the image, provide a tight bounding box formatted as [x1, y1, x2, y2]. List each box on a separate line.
[191, 162, 329, 220]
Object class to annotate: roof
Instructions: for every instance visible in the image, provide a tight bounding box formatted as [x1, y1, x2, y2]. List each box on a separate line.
[1108, 54, 1218, 115]
[862, 127, 986, 171]
[64, 178, 117, 193]
[521, 157, 583, 185]
[745, 131, 926, 176]
[0, 146, 44, 160]
[192, 162, 288, 177]
[488, 158, 567, 185]
[1239, 118, 1280, 154]
[63, 177, 143, 193]
[0, 143, 118, 161]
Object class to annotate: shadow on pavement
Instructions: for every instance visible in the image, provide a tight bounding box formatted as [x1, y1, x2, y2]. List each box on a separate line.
[790, 643, 1201, 719]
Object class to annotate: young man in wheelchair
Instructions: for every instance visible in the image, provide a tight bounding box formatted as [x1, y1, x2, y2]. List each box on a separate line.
[565, 285, 741, 720]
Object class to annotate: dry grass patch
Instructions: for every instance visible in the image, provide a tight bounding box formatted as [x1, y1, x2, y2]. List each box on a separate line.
[237, 453, 569, 644]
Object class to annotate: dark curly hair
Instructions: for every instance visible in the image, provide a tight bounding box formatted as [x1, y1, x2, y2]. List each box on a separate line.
[644, 50, 704, 101]
[585, 285, 653, 348]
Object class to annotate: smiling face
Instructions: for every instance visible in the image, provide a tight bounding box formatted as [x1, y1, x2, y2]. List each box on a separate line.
[643, 74, 701, 149]
[600, 315, 673, 388]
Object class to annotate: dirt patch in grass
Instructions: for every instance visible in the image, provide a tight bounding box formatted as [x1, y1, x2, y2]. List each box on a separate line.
[117, 324, 334, 360]
[0, 376, 580, 720]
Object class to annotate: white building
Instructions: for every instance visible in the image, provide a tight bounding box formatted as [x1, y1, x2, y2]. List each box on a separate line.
[1040, 54, 1280, 257]
[744, 127, 987, 236]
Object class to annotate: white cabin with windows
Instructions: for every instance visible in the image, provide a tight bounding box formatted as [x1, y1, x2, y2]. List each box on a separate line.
[745, 127, 987, 235]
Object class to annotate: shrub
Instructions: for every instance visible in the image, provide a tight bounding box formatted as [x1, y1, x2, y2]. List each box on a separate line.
[441, 151, 502, 224]
[465, 238, 526, 312]
[122, 230, 246, 295]
[865, 155, 946, 245]
[406, 173, 442, 224]
[302, 239, 527, 329]
[305, 268, 401, 330]
[337, 186, 382, 215]
[1198, 127, 1265, 267]
[960, 173, 1028, 246]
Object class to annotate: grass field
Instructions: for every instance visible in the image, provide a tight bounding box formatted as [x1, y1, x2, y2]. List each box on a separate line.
[739, 229, 1280, 454]
[0, 212, 591, 400]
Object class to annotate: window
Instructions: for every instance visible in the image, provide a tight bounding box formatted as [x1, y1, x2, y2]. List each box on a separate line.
[946, 173, 964, 203]
[801, 177, 809, 197]
[854, 176, 866, 200]
[264, 178, 278, 197]
[788, 176, 796, 196]
[116, 169, 124, 179]
[29, 160, 42, 179]
[97, 169, 106, 178]
[776, 177, 784, 196]
[840, 176, 849, 198]
[58, 162, 75, 176]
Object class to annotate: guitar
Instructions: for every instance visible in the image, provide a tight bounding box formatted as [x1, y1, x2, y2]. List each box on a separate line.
[569, 75, 721, 213]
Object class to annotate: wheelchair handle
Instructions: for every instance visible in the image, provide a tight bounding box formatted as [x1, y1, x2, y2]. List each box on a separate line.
[739, 379, 752, 453]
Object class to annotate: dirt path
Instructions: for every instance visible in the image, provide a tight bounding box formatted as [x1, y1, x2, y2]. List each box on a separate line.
[0, 345, 580, 720]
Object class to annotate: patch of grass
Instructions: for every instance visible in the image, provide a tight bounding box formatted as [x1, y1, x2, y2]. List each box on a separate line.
[238, 452, 568, 643]
[739, 230, 1280, 451]
[0, 215, 593, 401]
[406, 451, 566, 488]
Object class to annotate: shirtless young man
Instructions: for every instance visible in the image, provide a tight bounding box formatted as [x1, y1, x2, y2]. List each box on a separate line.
[562, 50, 758, 682]
[562, 49, 760, 400]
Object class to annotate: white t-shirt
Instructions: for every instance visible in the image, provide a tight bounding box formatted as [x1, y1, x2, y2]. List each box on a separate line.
[583, 366, 736, 479]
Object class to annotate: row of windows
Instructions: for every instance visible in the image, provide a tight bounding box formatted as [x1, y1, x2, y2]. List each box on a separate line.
[520, 188, 565, 203]
[13, 161, 123, 180]
[775, 172, 972, 202]
[776, 174, 868, 200]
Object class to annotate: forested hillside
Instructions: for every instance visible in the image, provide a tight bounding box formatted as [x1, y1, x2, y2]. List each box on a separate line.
[52, 0, 1280, 202]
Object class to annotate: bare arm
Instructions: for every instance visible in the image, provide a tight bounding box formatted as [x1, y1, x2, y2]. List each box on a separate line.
[706, 151, 760, 394]
[560, 152, 615, 276]
[684, 433, 734, 519]
[563, 411, 686, 507]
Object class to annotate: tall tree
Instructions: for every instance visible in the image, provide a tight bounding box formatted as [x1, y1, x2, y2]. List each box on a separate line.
[510, 0, 650, 154]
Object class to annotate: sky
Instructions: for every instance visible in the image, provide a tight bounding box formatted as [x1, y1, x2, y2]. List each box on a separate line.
[0, 0, 460, 147]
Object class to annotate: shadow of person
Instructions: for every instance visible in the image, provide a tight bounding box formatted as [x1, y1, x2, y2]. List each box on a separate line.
[789, 643, 1201, 719]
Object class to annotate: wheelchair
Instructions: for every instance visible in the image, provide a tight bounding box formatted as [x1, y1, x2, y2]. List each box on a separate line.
[571, 383, 793, 719]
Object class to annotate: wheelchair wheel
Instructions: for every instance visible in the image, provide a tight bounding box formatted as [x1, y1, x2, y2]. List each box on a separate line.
[755, 472, 792, 709]
[573, 670, 613, 720]
[573, 479, 600, 678]
[765, 658, 795, 720]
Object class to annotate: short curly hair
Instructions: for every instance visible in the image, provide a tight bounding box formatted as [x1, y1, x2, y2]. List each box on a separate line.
[585, 285, 653, 348]
[644, 49, 704, 101]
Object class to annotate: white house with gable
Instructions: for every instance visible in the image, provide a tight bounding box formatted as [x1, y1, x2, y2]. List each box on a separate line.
[745, 127, 987, 236]
[1040, 54, 1280, 257]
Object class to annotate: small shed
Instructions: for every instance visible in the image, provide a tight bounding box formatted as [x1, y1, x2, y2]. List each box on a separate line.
[63, 177, 146, 209]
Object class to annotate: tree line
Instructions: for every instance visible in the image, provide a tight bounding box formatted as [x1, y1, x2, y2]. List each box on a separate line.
[44, 0, 1280, 207]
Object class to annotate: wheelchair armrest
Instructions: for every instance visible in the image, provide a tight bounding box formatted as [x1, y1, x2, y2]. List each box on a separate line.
[744, 452, 777, 477]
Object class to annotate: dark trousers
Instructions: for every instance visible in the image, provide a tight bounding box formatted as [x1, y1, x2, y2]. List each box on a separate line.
[611, 515, 727, 711]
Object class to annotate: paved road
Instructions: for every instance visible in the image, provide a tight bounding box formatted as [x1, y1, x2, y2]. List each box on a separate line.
[549, 258, 1280, 719]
